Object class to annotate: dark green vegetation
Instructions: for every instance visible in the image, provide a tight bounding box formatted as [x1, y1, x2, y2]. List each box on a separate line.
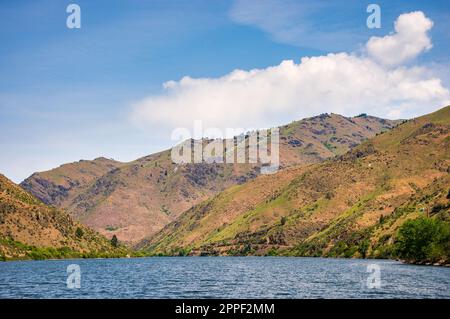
[111, 235, 119, 248]
[394, 217, 449, 263]
[0, 237, 131, 261]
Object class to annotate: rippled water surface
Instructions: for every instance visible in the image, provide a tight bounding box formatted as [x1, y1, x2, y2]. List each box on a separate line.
[0, 257, 448, 298]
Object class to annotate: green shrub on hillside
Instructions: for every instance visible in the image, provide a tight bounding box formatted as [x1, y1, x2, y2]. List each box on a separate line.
[266, 247, 279, 256]
[394, 217, 450, 263]
[75, 227, 84, 238]
[111, 235, 118, 247]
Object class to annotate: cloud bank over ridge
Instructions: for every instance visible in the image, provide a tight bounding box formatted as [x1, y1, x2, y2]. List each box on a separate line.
[131, 11, 450, 133]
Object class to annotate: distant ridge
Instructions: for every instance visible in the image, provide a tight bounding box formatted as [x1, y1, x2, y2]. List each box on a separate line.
[21, 113, 400, 245]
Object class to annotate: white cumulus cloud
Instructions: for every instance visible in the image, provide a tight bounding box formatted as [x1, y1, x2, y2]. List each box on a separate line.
[130, 12, 450, 135]
[366, 11, 433, 66]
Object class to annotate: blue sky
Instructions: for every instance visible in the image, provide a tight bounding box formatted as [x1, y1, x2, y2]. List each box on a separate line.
[1, 0, 449, 182]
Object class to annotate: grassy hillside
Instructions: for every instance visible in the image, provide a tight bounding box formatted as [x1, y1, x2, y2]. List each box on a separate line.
[0, 174, 129, 261]
[140, 106, 450, 265]
[21, 114, 398, 245]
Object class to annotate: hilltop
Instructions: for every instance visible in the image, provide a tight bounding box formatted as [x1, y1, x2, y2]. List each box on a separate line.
[20, 157, 123, 207]
[139, 106, 450, 264]
[21, 114, 399, 245]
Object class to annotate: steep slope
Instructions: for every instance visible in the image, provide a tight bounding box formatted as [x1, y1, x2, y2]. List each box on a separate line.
[21, 114, 399, 245]
[140, 106, 450, 263]
[0, 174, 126, 260]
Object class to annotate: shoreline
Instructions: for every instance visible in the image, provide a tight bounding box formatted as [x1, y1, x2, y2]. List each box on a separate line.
[2, 254, 449, 267]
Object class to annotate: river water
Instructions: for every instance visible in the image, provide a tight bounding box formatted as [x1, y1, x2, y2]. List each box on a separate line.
[0, 257, 448, 298]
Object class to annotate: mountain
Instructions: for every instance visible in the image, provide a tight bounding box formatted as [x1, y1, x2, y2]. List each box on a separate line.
[20, 157, 123, 207]
[21, 114, 400, 245]
[138, 106, 450, 264]
[0, 174, 126, 260]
